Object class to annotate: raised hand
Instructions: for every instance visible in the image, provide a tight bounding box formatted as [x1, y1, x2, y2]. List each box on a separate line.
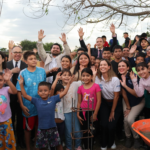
[8, 40, 15, 50]
[110, 23, 115, 35]
[38, 30, 46, 41]
[129, 45, 137, 54]
[78, 27, 84, 40]
[11, 67, 20, 74]
[33, 48, 38, 54]
[87, 43, 91, 49]
[56, 72, 62, 80]
[120, 75, 126, 87]
[18, 75, 24, 85]
[3, 69, 13, 81]
[59, 33, 67, 44]
[91, 66, 97, 76]
[50, 67, 59, 73]
[130, 71, 137, 80]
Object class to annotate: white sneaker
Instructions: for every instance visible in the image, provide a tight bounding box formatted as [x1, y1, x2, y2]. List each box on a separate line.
[111, 142, 116, 149]
[101, 147, 107, 150]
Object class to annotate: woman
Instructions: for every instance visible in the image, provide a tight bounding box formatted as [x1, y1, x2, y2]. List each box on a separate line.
[70, 52, 91, 81]
[118, 60, 144, 149]
[47, 55, 72, 82]
[95, 59, 121, 150]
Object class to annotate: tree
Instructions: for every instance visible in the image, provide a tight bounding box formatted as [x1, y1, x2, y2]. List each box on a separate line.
[0, 47, 8, 52]
[25, 0, 150, 29]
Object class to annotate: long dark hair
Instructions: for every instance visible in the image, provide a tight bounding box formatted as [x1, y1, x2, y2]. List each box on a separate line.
[0, 52, 6, 70]
[73, 52, 91, 80]
[61, 55, 71, 63]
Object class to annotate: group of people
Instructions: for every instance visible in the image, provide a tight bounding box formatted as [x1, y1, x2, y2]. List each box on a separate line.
[1, 23, 150, 150]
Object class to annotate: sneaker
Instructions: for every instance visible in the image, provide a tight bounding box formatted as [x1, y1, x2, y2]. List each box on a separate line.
[111, 142, 116, 149]
[125, 137, 133, 148]
[76, 146, 82, 150]
[134, 138, 141, 149]
[101, 147, 107, 150]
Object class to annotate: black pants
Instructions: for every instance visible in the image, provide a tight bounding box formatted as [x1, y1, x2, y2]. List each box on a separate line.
[99, 99, 122, 148]
[80, 111, 97, 150]
[144, 107, 150, 119]
[10, 95, 24, 142]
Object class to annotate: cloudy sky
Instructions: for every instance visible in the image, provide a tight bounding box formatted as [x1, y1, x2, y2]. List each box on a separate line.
[0, 0, 149, 51]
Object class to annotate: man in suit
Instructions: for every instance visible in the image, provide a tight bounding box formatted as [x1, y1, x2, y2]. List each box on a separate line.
[7, 46, 27, 148]
[78, 24, 117, 59]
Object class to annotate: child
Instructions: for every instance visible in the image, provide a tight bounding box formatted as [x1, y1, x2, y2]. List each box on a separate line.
[77, 68, 101, 150]
[124, 32, 131, 48]
[18, 72, 72, 150]
[131, 62, 150, 97]
[132, 52, 145, 77]
[102, 35, 109, 47]
[95, 58, 100, 70]
[54, 84, 65, 150]
[0, 69, 17, 150]
[16, 51, 46, 150]
[87, 43, 96, 66]
[102, 47, 112, 61]
[59, 69, 82, 150]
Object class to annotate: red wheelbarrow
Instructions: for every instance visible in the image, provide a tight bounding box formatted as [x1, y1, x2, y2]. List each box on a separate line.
[132, 119, 150, 146]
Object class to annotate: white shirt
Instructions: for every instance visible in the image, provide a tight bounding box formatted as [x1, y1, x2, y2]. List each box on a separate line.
[95, 76, 120, 100]
[48, 57, 57, 83]
[63, 81, 82, 113]
[13, 59, 21, 68]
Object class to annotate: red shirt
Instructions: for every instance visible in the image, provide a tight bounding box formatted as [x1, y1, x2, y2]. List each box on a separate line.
[103, 41, 109, 47]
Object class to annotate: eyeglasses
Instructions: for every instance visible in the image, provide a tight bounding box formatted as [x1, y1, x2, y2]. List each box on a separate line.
[13, 52, 22, 54]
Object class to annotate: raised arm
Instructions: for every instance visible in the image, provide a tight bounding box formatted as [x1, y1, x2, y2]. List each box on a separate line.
[18, 75, 32, 101]
[78, 27, 88, 52]
[3, 69, 17, 94]
[110, 24, 117, 52]
[8, 40, 15, 61]
[59, 33, 71, 55]
[37, 30, 47, 62]
[87, 43, 91, 58]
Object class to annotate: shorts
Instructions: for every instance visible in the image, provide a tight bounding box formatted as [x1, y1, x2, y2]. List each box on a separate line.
[36, 127, 61, 148]
[23, 116, 38, 131]
[0, 118, 16, 150]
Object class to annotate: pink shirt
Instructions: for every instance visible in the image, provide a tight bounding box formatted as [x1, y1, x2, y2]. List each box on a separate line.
[0, 87, 11, 122]
[77, 83, 101, 120]
[132, 76, 150, 97]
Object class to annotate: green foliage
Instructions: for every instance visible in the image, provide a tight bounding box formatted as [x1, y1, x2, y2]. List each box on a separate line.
[0, 48, 8, 52]
[146, 31, 150, 37]
[20, 40, 62, 52]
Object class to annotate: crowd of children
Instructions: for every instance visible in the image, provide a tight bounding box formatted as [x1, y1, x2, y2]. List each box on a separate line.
[1, 23, 150, 150]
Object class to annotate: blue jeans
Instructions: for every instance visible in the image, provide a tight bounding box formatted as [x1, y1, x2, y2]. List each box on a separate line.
[64, 112, 82, 149]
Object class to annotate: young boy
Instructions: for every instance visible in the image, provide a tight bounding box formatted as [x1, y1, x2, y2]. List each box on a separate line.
[16, 51, 46, 150]
[132, 52, 145, 77]
[102, 47, 112, 61]
[18, 72, 72, 150]
[102, 35, 109, 47]
[124, 32, 131, 48]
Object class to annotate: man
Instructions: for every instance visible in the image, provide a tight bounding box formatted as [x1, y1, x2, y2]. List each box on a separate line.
[78, 24, 117, 59]
[123, 47, 129, 61]
[37, 30, 71, 83]
[7, 45, 27, 148]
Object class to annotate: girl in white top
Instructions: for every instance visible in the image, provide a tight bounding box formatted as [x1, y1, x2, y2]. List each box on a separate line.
[94, 59, 121, 150]
[131, 62, 150, 97]
[60, 69, 82, 150]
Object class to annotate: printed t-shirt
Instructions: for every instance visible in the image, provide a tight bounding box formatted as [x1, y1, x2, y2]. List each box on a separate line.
[0, 87, 11, 122]
[77, 83, 101, 120]
[16, 67, 46, 117]
[31, 95, 60, 129]
[95, 76, 120, 100]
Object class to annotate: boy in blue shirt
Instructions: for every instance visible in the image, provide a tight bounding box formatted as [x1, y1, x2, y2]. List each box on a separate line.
[16, 51, 46, 150]
[18, 72, 72, 150]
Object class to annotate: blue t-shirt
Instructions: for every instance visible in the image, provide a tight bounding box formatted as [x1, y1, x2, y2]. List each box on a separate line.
[16, 67, 46, 117]
[145, 57, 150, 64]
[31, 95, 60, 129]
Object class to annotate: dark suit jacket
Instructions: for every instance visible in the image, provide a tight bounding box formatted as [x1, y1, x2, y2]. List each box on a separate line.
[79, 37, 117, 58]
[6, 60, 28, 101]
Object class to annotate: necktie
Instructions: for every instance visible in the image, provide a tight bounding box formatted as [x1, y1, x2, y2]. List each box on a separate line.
[15, 61, 18, 68]
[99, 50, 102, 59]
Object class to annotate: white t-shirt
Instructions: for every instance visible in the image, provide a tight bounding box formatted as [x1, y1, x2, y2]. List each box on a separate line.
[48, 57, 57, 83]
[55, 99, 65, 120]
[95, 76, 120, 100]
[63, 81, 82, 113]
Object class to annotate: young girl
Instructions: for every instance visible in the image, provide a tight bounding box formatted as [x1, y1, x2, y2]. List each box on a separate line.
[0, 69, 17, 150]
[59, 69, 82, 150]
[77, 68, 101, 150]
[118, 60, 144, 149]
[131, 62, 150, 97]
[0, 52, 6, 73]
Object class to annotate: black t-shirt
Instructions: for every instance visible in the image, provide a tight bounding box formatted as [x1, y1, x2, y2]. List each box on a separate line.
[125, 37, 130, 47]
[111, 60, 119, 76]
